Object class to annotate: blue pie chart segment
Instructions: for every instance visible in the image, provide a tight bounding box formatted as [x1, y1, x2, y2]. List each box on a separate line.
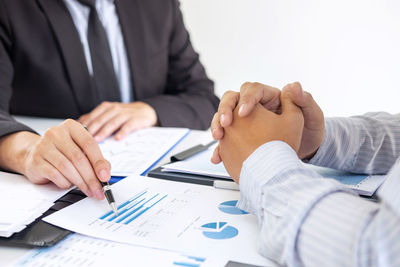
[201, 222, 238, 240]
[218, 200, 248, 215]
[202, 222, 217, 229]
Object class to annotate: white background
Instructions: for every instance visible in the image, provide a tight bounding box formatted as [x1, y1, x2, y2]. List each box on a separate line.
[180, 0, 400, 117]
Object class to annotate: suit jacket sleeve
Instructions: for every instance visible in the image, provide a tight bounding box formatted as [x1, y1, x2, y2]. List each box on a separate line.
[0, 2, 36, 138]
[142, 0, 219, 130]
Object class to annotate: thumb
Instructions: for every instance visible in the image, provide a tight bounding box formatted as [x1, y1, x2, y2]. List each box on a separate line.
[280, 85, 304, 153]
[284, 82, 324, 130]
[280, 85, 303, 118]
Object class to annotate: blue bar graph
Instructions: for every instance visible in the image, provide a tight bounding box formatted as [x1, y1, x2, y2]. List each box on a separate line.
[116, 198, 153, 224]
[109, 198, 145, 222]
[172, 263, 199, 267]
[98, 191, 168, 225]
[187, 256, 205, 262]
[99, 190, 147, 220]
[172, 255, 205, 267]
[124, 194, 167, 224]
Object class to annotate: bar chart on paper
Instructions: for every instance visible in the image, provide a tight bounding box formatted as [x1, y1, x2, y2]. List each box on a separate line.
[44, 177, 208, 246]
[99, 190, 168, 225]
[43, 177, 272, 266]
[88, 189, 201, 242]
[14, 234, 227, 267]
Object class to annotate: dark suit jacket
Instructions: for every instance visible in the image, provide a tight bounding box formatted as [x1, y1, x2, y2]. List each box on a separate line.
[0, 0, 219, 138]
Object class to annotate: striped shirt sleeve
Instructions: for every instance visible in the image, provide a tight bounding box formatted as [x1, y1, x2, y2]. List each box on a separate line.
[309, 113, 400, 174]
[237, 112, 400, 267]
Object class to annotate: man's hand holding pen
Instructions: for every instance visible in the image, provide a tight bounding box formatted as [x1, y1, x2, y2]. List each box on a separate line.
[11, 119, 111, 199]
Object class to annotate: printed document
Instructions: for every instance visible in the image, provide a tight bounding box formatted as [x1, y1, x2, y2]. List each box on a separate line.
[100, 127, 189, 176]
[0, 171, 70, 237]
[13, 233, 227, 267]
[43, 176, 272, 266]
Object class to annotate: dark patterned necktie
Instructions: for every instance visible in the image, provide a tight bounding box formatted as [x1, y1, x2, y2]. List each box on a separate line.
[77, 0, 120, 101]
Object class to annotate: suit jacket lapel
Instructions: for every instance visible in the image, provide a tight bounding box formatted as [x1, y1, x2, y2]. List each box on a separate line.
[38, 0, 97, 114]
[115, 0, 147, 100]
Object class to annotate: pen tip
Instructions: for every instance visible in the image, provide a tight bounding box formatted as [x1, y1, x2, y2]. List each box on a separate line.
[111, 203, 118, 216]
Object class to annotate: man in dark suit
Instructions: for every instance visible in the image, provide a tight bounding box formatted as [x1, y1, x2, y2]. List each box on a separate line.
[0, 0, 219, 199]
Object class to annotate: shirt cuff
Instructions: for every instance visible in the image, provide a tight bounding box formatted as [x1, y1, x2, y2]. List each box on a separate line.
[308, 117, 361, 171]
[308, 118, 334, 166]
[237, 141, 304, 217]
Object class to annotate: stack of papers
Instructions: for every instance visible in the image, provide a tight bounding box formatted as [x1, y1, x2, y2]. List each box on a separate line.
[0, 171, 70, 237]
[13, 234, 227, 267]
[162, 146, 386, 196]
[100, 127, 189, 176]
[43, 176, 272, 266]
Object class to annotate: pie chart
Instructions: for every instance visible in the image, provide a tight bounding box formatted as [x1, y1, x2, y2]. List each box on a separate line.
[201, 222, 238, 239]
[218, 200, 248, 215]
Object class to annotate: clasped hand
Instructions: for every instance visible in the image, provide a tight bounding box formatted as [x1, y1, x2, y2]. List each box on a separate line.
[211, 82, 324, 182]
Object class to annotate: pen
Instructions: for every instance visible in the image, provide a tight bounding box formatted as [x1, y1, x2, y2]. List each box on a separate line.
[101, 182, 118, 216]
[213, 180, 240, 191]
[170, 140, 218, 162]
[82, 124, 118, 216]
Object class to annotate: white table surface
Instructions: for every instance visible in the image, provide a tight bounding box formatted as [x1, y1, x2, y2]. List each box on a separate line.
[0, 116, 214, 266]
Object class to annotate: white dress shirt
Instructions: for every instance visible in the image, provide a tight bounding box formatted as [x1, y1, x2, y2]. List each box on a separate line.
[63, 0, 132, 103]
[237, 112, 400, 266]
